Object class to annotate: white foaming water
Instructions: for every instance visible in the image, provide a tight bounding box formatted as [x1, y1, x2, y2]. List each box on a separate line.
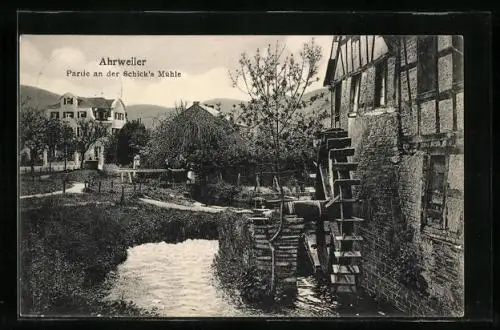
[105, 239, 248, 317]
[104, 239, 393, 317]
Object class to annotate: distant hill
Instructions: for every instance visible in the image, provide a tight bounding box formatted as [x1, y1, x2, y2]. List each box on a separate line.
[201, 98, 247, 118]
[19, 85, 61, 109]
[200, 90, 331, 123]
[18, 85, 332, 129]
[300, 87, 331, 118]
[125, 104, 178, 129]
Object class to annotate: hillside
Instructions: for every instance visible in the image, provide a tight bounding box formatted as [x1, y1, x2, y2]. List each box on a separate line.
[300, 87, 331, 118]
[125, 104, 178, 129]
[19, 85, 61, 109]
[18, 85, 332, 129]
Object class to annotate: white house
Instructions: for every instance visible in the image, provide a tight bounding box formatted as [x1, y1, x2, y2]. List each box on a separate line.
[45, 92, 127, 168]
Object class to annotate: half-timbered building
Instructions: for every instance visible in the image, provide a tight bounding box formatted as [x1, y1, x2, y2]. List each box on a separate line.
[323, 35, 464, 316]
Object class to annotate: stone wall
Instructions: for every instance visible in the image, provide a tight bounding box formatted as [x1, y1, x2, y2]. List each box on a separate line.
[215, 212, 305, 303]
[347, 97, 464, 316]
[252, 216, 305, 299]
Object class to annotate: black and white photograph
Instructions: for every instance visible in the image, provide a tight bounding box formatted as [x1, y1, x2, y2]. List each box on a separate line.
[18, 33, 465, 318]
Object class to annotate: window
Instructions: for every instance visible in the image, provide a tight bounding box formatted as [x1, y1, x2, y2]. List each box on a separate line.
[374, 59, 387, 107]
[96, 110, 107, 121]
[63, 97, 74, 105]
[78, 111, 87, 118]
[50, 112, 60, 119]
[417, 36, 438, 95]
[350, 74, 361, 113]
[334, 82, 342, 125]
[424, 155, 447, 228]
[63, 112, 74, 118]
[452, 35, 464, 85]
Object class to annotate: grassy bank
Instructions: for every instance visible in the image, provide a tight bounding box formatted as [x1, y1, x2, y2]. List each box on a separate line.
[19, 169, 108, 196]
[20, 189, 224, 316]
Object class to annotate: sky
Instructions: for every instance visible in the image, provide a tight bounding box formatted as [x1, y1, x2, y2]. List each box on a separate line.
[19, 35, 333, 107]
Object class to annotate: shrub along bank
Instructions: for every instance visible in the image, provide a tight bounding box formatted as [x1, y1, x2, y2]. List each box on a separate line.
[213, 212, 273, 305]
[20, 193, 223, 316]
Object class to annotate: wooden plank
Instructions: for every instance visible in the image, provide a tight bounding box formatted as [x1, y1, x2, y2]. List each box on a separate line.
[332, 265, 360, 274]
[305, 234, 317, 247]
[307, 248, 321, 268]
[334, 216, 365, 222]
[323, 127, 344, 133]
[326, 197, 360, 208]
[323, 130, 348, 139]
[331, 274, 357, 285]
[333, 179, 361, 186]
[282, 277, 297, 283]
[334, 251, 362, 258]
[116, 169, 169, 173]
[327, 137, 352, 149]
[329, 148, 355, 158]
[318, 165, 330, 200]
[330, 162, 358, 171]
[335, 235, 364, 241]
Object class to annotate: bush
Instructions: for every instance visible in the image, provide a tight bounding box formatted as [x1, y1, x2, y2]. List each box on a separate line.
[191, 181, 242, 206]
[20, 199, 129, 315]
[102, 164, 121, 177]
[213, 212, 272, 304]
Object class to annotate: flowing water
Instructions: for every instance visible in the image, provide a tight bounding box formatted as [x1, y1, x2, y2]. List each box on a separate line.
[104, 239, 399, 317]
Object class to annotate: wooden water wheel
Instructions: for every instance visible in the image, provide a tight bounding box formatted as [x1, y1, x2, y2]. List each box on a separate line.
[285, 128, 364, 294]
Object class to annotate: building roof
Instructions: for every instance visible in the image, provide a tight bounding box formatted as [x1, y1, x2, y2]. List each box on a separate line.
[84, 97, 114, 109]
[48, 95, 116, 109]
[323, 35, 395, 87]
[196, 102, 222, 117]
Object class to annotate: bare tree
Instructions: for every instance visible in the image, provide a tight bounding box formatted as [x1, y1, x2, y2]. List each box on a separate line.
[229, 38, 324, 296]
[174, 99, 188, 115]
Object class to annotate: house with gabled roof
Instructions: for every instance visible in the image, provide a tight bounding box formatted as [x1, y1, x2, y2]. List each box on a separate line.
[45, 92, 127, 167]
[322, 35, 464, 316]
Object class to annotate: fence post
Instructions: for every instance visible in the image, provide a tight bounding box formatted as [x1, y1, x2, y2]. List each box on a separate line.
[63, 179, 66, 193]
[121, 185, 125, 203]
[139, 179, 142, 192]
[237, 173, 241, 187]
[98, 181, 101, 193]
[111, 180, 114, 189]
[133, 182, 136, 193]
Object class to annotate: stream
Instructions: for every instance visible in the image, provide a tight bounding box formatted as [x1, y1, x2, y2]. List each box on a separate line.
[103, 239, 400, 317]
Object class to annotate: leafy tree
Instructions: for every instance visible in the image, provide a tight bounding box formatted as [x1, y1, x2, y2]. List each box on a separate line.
[105, 120, 149, 166]
[229, 38, 326, 295]
[19, 100, 49, 174]
[60, 122, 76, 171]
[142, 101, 249, 180]
[74, 119, 109, 169]
[45, 118, 65, 169]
